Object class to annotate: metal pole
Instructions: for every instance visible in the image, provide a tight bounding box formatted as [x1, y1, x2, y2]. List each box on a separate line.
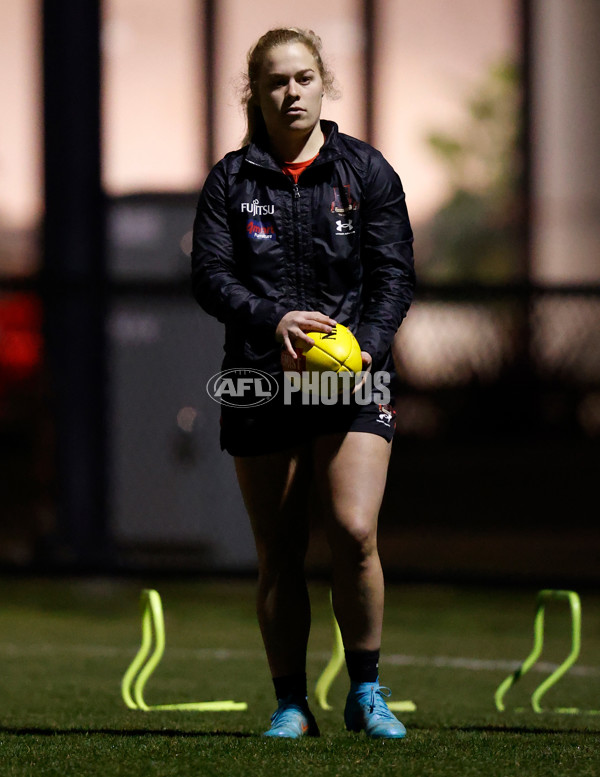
[42, 0, 108, 567]
[363, 0, 376, 145]
[203, 0, 216, 168]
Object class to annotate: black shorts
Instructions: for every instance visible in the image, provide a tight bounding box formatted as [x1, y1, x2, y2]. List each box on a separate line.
[220, 396, 396, 457]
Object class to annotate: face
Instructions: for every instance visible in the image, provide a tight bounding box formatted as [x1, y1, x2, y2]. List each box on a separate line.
[255, 42, 324, 139]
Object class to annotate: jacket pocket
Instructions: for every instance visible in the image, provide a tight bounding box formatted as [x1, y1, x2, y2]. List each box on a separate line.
[243, 334, 279, 366]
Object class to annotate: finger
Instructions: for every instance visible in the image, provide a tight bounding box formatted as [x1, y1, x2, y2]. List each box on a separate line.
[295, 331, 316, 347]
[302, 315, 338, 333]
[351, 371, 368, 395]
[352, 353, 373, 395]
[360, 351, 373, 370]
[309, 312, 337, 324]
[283, 334, 297, 359]
[302, 314, 337, 331]
[304, 320, 333, 333]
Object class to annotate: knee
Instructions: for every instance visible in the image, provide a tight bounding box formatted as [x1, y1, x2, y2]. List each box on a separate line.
[330, 518, 378, 564]
[256, 553, 306, 596]
[255, 537, 307, 577]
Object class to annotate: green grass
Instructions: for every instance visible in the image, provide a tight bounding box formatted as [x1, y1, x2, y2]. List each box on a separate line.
[0, 578, 599, 776]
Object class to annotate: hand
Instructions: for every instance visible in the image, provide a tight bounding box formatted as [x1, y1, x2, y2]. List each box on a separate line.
[276, 310, 337, 359]
[352, 351, 373, 394]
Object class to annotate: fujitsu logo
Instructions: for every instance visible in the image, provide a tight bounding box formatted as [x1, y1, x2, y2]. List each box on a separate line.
[241, 199, 275, 216]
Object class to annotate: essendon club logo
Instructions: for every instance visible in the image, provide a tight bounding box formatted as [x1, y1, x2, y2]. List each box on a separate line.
[330, 185, 359, 214]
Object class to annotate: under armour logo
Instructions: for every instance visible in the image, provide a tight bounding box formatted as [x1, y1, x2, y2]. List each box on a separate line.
[336, 219, 354, 235]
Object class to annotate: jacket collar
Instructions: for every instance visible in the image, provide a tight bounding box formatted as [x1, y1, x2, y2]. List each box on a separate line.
[244, 120, 343, 172]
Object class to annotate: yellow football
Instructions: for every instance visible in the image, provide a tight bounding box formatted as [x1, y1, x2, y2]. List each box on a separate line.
[281, 323, 363, 396]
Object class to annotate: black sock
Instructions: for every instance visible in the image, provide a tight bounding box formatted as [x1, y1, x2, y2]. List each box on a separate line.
[345, 649, 380, 683]
[272, 672, 308, 702]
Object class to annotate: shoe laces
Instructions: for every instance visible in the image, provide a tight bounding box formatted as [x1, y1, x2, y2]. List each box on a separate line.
[270, 698, 305, 726]
[366, 685, 395, 719]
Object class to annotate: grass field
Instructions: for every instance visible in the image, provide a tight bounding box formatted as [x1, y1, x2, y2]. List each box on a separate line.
[0, 577, 599, 776]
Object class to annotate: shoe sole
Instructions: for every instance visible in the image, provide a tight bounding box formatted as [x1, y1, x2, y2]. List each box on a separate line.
[345, 715, 406, 739]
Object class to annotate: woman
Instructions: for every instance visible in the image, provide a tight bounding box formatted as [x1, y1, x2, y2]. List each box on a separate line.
[192, 27, 415, 739]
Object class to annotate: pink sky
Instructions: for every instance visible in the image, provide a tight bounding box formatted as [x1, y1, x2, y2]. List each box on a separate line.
[0, 0, 517, 230]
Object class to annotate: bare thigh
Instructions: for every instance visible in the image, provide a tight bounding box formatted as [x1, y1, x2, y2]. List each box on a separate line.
[234, 446, 313, 560]
[312, 431, 392, 542]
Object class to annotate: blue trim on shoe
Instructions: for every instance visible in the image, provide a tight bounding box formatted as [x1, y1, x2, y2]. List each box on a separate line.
[263, 696, 320, 739]
[344, 680, 407, 739]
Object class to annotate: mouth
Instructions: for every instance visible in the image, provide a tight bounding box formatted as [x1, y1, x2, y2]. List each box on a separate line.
[285, 107, 305, 115]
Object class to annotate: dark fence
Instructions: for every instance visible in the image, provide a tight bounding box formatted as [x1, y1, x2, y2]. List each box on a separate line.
[379, 284, 600, 584]
[1, 205, 598, 583]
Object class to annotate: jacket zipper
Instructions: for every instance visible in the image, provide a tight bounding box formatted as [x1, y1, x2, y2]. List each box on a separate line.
[245, 162, 305, 304]
[291, 182, 303, 306]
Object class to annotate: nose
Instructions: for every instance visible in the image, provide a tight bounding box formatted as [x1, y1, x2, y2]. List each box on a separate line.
[286, 78, 300, 97]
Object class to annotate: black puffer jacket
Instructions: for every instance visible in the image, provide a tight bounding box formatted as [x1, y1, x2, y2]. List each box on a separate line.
[192, 120, 415, 375]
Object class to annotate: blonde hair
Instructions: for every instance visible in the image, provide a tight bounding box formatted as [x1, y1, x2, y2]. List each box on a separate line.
[240, 27, 339, 146]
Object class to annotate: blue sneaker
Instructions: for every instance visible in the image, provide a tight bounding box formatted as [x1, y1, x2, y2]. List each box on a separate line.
[344, 680, 407, 739]
[263, 696, 320, 739]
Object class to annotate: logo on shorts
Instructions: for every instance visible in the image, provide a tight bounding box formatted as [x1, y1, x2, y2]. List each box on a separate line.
[376, 403, 395, 427]
[206, 368, 279, 407]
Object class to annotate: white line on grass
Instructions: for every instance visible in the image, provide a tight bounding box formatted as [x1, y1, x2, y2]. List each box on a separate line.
[0, 643, 599, 677]
[383, 654, 600, 677]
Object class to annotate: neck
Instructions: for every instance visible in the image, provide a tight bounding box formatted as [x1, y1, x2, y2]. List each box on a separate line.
[269, 121, 324, 164]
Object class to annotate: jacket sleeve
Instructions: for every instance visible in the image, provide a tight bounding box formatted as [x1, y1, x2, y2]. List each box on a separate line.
[191, 162, 289, 337]
[354, 151, 416, 367]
